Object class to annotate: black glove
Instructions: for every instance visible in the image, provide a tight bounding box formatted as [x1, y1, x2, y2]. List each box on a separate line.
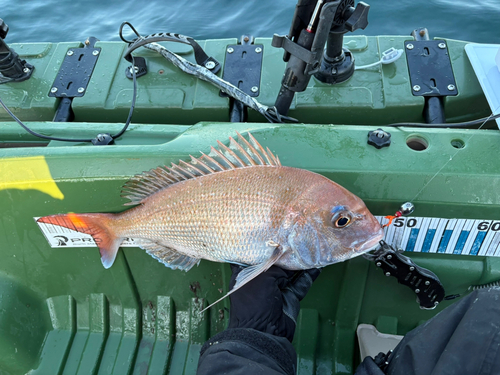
[228, 264, 321, 342]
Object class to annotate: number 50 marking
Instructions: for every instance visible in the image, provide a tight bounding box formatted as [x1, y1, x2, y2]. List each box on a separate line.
[393, 218, 417, 228]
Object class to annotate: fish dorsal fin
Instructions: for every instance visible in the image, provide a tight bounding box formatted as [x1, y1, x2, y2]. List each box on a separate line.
[121, 131, 281, 205]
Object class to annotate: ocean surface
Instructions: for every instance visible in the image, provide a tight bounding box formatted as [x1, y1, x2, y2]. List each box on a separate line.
[1, 0, 500, 44]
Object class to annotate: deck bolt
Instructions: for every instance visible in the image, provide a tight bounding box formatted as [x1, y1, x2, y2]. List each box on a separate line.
[385, 272, 391, 277]
[92, 49, 100, 56]
[413, 85, 421, 92]
[251, 86, 259, 93]
[425, 280, 430, 286]
[434, 301, 439, 306]
[129, 66, 139, 74]
[23, 67, 30, 73]
[387, 254, 392, 259]
[67, 50, 74, 56]
[77, 87, 85, 93]
[438, 42, 446, 49]
[415, 288, 420, 293]
[255, 47, 262, 53]
[376, 262, 381, 267]
[406, 43, 414, 50]
[205, 61, 216, 69]
[227, 47, 234, 54]
[50, 87, 58, 93]
[373, 129, 388, 139]
[447, 84, 456, 91]
[410, 266, 415, 271]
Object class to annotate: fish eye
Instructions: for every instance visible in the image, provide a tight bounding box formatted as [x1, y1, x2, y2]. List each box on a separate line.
[334, 215, 351, 228]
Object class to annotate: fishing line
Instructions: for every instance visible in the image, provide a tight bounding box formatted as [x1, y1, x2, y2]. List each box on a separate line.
[387, 112, 500, 128]
[409, 108, 499, 203]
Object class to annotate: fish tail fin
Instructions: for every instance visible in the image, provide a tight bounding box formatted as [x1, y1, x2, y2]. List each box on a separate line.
[37, 213, 123, 269]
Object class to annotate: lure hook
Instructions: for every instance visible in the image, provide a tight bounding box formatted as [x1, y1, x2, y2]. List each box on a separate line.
[383, 202, 415, 227]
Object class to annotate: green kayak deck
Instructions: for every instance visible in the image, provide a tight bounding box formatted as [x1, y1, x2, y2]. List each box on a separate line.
[0, 36, 492, 126]
[0, 35, 499, 375]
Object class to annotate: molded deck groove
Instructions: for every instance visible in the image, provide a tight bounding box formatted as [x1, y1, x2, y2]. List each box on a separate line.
[62, 293, 109, 375]
[30, 295, 76, 375]
[295, 308, 319, 375]
[98, 306, 140, 375]
[148, 296, 175, 374]
[168, 298, 208, 375]
[133, 296, 174, 375]
[333, 258, 370, 375]
[184, 298, 209, 374]
[29, 295, 330, 374]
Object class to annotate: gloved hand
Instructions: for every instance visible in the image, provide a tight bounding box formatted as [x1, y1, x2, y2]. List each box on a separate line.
[228, 264, 321, 342]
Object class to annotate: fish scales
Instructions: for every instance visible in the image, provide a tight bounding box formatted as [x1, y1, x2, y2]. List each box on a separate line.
[115, 166, 314, 266]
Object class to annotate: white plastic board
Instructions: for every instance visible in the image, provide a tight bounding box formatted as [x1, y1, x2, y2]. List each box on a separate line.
[465, 43, 500, 129]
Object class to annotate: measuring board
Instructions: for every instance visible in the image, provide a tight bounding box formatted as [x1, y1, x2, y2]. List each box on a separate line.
[35, 216, 500, 256]
[375, 216, 500, 256]
[35, 217, 139, 248]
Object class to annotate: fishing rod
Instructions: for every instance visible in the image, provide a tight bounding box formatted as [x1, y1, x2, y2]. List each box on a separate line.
[273, 0, 370, 115]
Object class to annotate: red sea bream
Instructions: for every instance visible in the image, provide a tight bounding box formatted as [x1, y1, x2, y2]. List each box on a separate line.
[38, 132, 384, 308]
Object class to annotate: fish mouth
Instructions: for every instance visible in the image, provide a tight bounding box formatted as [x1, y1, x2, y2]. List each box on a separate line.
[356, 232, 384, 254]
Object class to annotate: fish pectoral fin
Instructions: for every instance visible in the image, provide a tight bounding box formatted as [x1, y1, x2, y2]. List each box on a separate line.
[234, 243, 284, 289]
[137, 240, 200, 271]
[199, 243, 286, 313]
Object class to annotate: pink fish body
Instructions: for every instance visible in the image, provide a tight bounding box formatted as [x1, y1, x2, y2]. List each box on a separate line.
[38, 132, 383, 307]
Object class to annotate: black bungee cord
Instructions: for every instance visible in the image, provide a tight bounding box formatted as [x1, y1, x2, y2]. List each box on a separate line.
[0, 37, 139, 144]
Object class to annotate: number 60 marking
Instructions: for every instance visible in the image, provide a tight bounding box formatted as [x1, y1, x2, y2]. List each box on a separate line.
[477, 221, 500, 231]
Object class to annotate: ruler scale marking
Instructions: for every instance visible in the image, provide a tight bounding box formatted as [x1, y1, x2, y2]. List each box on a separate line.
[430, 219, 449, 253]
[35, 216, 500, 256]
[479, 222, 496, 256]
[462, 220, 482, 255]
[446, 219, 466, 254]
[414, 217, 431, 252]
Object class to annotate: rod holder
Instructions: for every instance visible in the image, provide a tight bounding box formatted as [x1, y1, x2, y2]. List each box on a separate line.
[0, 19, 33, 83]
[273, 0, 370, 115]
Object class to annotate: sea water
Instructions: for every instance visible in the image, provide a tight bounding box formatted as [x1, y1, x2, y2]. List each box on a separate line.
[2, 0, 499, 44]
